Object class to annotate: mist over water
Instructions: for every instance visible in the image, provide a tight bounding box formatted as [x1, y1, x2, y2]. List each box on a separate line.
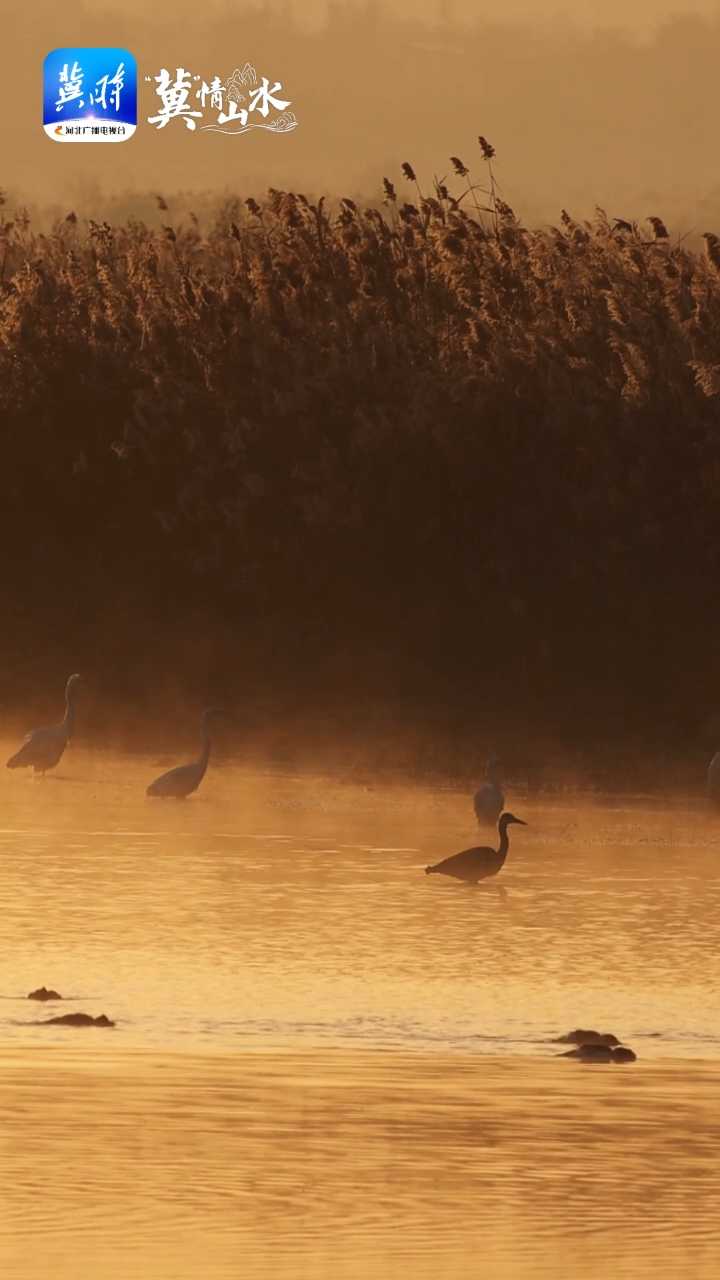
[5, 3, 720, 228]
[1, 749, 718, 1054]
[1, 750, 719, 1278]
[3, 4, 720, 1275]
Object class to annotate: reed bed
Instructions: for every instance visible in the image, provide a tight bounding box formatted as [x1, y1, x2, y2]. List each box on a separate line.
[1, 144, 720, 745]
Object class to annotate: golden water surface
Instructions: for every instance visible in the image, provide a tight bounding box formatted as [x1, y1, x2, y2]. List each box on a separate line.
[0, 744, 718, 1278]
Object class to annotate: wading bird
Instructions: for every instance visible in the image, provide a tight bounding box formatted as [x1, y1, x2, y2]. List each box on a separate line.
[146, 708, 221, 799]
[6, 673, 81, 774]
[473, 756, 504, 824]
[425, 812, 527, 885]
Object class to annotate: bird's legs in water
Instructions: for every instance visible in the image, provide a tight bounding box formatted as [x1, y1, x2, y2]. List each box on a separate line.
[462, 881, 509, 903]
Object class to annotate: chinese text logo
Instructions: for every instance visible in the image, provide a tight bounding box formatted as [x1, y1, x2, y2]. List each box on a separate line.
[145, 62, 297, 134]
[43, 48, 137, 142]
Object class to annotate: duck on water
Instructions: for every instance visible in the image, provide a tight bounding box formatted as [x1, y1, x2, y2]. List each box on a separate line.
[425, 812, 527, 885]
[146, 707, 221, 799]
[6, 673, 81, 775]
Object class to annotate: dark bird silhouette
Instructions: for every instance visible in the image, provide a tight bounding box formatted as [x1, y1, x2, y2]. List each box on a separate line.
[647, 216, 668, 240]
[7, 673, 81, 773]
[425, 812, 527, 884]
[146, 707, 221, 799]
[473, 755, 504, 824]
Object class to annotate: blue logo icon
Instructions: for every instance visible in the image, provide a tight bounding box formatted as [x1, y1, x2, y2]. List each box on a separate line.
[43, 48, 137, 142]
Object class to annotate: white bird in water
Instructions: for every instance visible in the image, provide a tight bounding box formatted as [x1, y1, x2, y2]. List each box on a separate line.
[473, 755, 504, 824]
[425, 812, 527, 885]
[6, 673, 81, 775]
[146, 708, 221, 799]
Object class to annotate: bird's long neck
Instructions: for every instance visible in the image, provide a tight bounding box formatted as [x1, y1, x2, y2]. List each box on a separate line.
[497, 819, 511, 859]
[62, 685, 76, 736]
[196, 722, 212, 777]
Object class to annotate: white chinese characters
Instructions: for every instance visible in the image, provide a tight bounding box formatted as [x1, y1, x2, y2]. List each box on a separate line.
[147, 68, 203, 130]
[55, 60, 126, 113]
[93, 64, 125, 112]
[145, 63, 298, 134]
[44, 47, 136, 144]
[55, 61, 84, 112]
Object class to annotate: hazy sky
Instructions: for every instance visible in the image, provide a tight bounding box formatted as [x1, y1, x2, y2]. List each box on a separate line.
[5, 1, 720, 226]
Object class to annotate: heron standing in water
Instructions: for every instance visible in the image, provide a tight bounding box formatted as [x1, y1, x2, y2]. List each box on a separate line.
[6, 673, 81, 774]
[473, 755, 504, 824]
[146, 708, 222, 799]
[425, 812, 527, 885]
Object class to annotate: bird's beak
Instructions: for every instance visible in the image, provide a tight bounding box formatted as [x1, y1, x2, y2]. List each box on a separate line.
[514, 818, 528, 826]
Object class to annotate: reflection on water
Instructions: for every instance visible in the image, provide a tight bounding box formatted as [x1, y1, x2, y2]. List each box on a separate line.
[0, 1050, 718, 1280]
[0, 745, 719, 1277]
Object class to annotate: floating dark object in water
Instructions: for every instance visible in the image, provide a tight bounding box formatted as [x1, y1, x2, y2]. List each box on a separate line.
[561, 1043, 615, 1062]
[561, 1043, 636, 1063]
[28, 987, 63, 1001]
[40, 1012, 115, 1027]
[555, 1028, 620, 1046]
[611, 1046, 637, 1063]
